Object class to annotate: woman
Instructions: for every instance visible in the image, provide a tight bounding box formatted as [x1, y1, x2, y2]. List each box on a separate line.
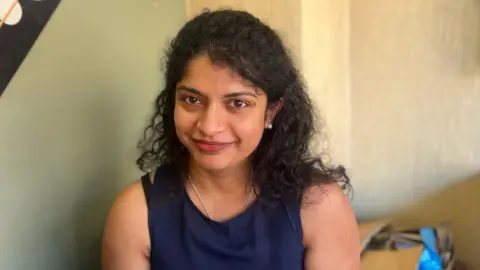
[102, 9, 360, 270]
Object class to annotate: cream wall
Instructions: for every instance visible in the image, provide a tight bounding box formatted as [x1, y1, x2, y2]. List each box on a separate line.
[350, 0, 480, 218]
[300, 0, 351, 168]
[0, 1, 185, 269]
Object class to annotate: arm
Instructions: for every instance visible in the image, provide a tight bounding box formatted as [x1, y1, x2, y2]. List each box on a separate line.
[301, 184, 361, 270]
[102, 181, 150, 270]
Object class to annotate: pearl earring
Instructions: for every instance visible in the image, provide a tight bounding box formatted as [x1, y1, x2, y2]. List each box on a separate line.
[266, 124, 273, 129]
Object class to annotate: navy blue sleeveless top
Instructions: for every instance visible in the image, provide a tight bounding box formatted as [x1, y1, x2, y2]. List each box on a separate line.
[141, 164, 304, 270]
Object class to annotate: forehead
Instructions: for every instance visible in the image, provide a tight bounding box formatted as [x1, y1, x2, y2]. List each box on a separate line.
[179, 55, 260, 95]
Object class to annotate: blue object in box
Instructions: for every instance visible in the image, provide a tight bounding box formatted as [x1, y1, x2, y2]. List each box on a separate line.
[417, 227, 443, 270]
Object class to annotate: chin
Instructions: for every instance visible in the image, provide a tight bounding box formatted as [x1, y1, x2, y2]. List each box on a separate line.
[190, 151, 237, 171]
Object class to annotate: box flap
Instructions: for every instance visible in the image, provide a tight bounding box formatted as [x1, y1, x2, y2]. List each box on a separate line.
[362, 246, 423, 270]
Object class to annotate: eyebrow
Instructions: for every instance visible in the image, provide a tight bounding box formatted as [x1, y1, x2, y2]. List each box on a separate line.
[176, 85, 258, 98]
[176, 85, 202, 95]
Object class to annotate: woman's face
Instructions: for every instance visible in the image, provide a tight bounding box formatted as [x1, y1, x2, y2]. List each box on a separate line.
[174, 55, 278, 171]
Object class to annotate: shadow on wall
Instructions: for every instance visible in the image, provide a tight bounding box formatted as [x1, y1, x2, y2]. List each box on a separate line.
[393, 174, 480, 268]
[70, 88, 123, 270]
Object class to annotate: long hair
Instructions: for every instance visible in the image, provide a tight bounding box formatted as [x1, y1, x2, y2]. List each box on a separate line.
[137, 9, 351, 205]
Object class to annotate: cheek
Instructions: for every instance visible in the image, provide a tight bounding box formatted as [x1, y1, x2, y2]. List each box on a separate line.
[233, 113, 266, 147]
[174, 106, 194, 138]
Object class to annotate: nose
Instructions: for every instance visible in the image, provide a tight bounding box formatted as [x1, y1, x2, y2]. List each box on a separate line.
[196, 103, 226, 136]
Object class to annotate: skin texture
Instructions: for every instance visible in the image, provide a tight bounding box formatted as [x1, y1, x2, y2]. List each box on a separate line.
[102, 56, 360, 270]
[102, 181, 150, 270]
[174, 55, 278, 172]
[302, 185, 361, 270]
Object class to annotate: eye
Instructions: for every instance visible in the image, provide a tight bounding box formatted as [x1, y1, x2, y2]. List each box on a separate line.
[183, 96, 200, 104]
[229, 100, 247, 108]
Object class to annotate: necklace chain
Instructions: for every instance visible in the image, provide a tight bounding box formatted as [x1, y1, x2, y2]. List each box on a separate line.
[188, 174, 254, 220]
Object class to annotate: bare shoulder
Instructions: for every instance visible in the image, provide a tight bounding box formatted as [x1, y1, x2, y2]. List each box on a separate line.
[301, 183, 361, 270]
[301, 183, 352, 217]
[102, 179, 150, 270]
[300, 183, 357, 239]
[104, 180, 148, 236]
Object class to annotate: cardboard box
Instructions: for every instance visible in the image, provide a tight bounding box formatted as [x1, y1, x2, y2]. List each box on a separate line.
[360, 219, 455, 270]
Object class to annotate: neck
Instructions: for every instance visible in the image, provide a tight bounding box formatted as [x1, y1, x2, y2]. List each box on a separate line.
[188, 159, 251, 194]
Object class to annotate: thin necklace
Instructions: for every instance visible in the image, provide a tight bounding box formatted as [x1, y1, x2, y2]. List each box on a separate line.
[187, 174, 255, 220]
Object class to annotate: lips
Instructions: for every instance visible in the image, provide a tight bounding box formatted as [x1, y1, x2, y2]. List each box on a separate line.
[192, 139, 233, 153]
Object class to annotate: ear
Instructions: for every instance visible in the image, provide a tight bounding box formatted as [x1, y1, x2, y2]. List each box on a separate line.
[265, 98, 284, 128]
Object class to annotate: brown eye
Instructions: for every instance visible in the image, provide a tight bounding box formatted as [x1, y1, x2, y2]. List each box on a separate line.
[184, 96, 200, 104]
[230, 100, 247, 108]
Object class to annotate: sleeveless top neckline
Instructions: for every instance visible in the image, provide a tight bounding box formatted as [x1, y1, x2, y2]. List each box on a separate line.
[182, 186, 261, 226]
[142, 164, 305, 270]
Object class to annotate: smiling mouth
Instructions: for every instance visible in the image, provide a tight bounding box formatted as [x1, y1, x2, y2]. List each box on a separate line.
[192, 139, 233, 153]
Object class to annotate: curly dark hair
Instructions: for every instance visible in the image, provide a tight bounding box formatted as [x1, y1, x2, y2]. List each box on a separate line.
[137, 9, 350, 205]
